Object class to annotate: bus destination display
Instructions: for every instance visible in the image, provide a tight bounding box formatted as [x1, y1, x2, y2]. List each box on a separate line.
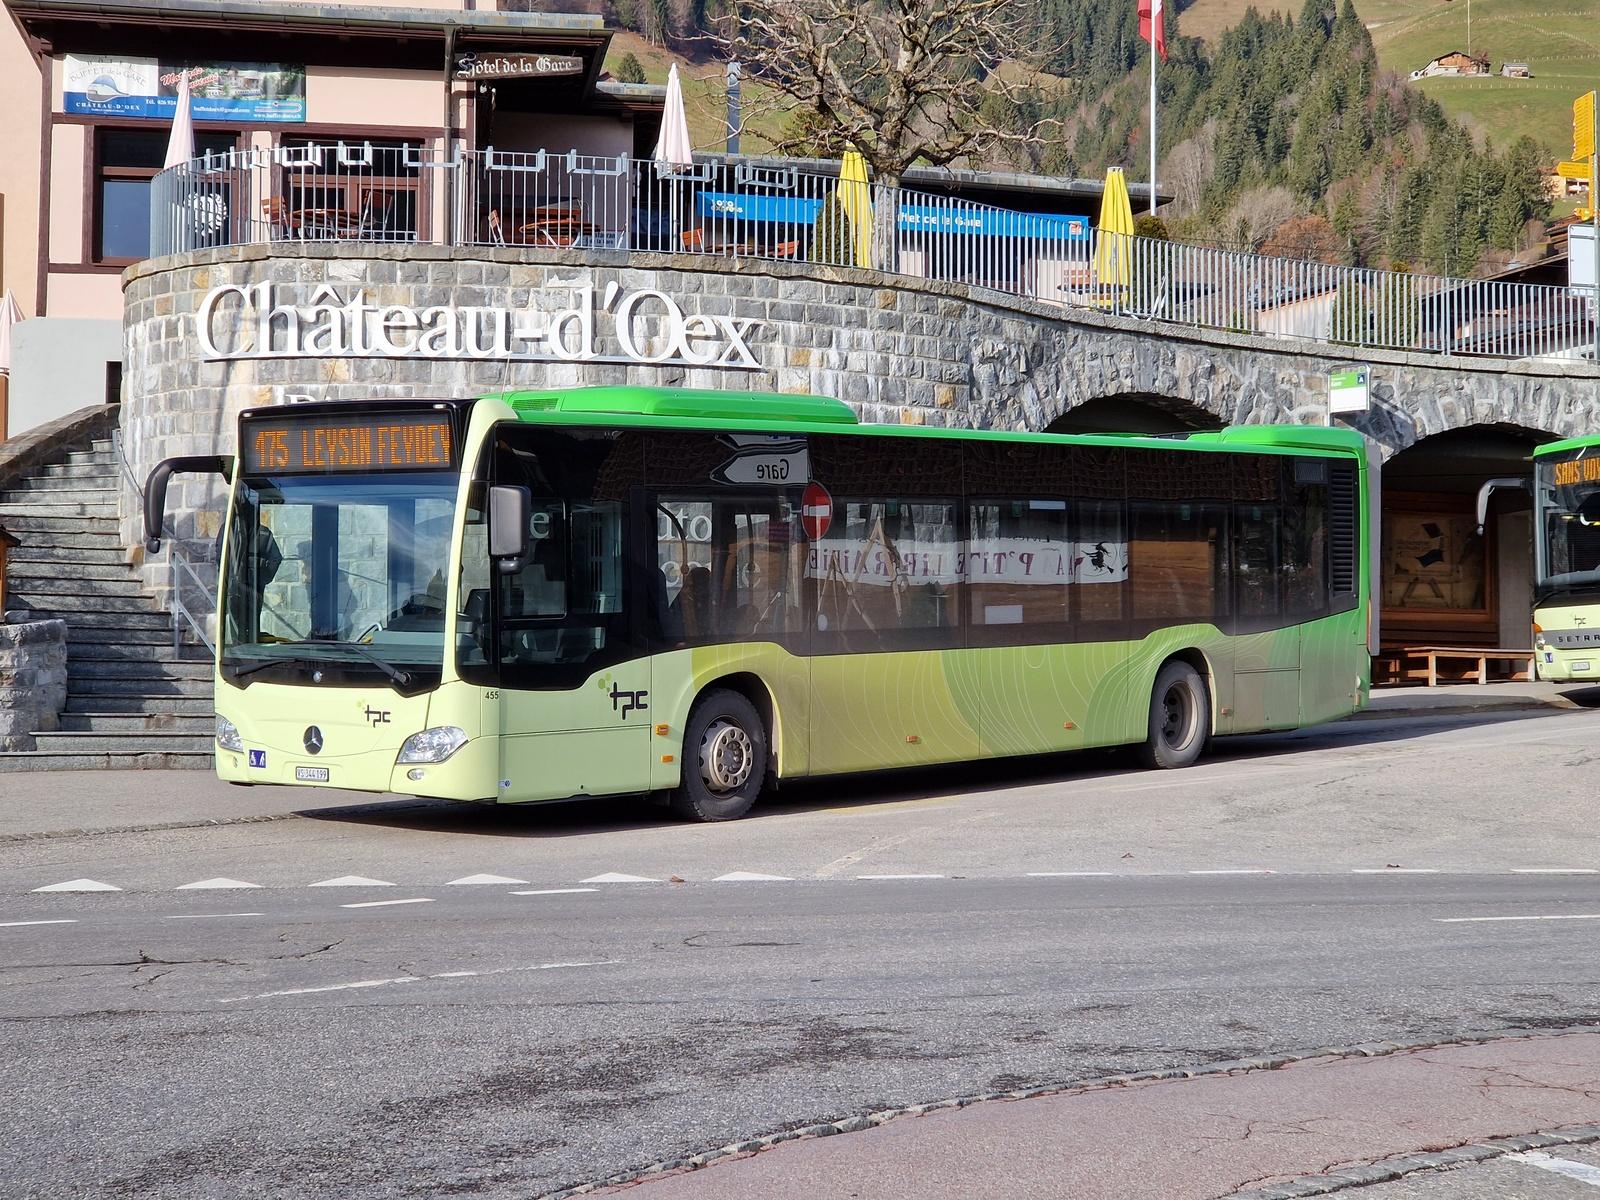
[243, 413, 455, 473]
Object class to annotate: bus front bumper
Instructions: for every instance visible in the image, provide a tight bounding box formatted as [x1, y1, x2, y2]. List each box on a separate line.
[215, 734, 499, 802]
[1534, 645, 1600, 683]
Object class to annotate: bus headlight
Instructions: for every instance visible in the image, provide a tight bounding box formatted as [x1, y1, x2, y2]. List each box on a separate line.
[216, 714, 243, 752]
[397, 726, 468, 764]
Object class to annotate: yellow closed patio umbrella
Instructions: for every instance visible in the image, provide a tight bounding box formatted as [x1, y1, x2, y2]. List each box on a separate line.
[837, 148, 874, 270]
[1094, 167, 1135, 307]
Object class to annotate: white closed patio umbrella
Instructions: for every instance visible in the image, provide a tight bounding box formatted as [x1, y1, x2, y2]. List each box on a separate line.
[653, 64, 695, 247]
[164, 70, 194, 168]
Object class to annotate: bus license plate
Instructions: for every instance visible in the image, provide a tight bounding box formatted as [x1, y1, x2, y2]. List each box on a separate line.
[1574, 661, 1591, 673]
[295, 766, 330, 782]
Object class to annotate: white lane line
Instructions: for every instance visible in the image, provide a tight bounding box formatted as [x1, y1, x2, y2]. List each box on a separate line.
[1434, 913, 1600, 924]
[1513, 868, 1600, 875]
[580, 873, 659, 884]
[165, 912, 265, 920]
[857, 873, 945, 880]
[1189, 869, 1277, 875]
[340, 897, 434, 909]
[713, 872, 794, 882]
[0, 919, 77, 927]
[176, 878, 262, 890]
[32, 878, 120, 892]
[446, 874, 530, 886]
[217, 959, 619, 1003]
[1508, 1151, 1600, 1186]
[1027, 871, 1117, 877]
[1352, 868, 1439, 874]
[309, 876, 395, 888]
[510, 888, 599, 896]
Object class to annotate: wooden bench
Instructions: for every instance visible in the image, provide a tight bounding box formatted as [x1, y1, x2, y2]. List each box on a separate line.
[1374, 645, 1536, 687]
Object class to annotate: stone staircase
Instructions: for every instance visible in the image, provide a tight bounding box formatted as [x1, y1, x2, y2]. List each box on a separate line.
[0, 436, 214, 770]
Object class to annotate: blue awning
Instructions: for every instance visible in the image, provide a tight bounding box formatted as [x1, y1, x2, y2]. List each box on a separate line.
[698, 192, 822, 224]
[695, 191, 1091, 240]
[898, 205, 1090, 241]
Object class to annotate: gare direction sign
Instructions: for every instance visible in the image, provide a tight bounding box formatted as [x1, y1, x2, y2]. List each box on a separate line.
[454, 53, 584, 80]
[196, 281, 767, 370]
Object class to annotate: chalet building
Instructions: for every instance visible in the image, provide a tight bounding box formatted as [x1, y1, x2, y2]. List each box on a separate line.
[1410, 51, 1491, 80]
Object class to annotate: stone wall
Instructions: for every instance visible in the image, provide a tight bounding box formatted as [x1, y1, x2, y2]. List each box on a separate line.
[0, 618, 67, 751]
[119, 242, 1600, 592]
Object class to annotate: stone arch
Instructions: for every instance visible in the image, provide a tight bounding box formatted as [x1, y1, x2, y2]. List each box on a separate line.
[1379, 422, 1557, 653]
[1046, 393, 1226, 435]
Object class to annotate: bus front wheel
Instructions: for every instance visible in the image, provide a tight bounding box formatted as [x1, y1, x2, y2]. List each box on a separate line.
[670, 689, 768, 822]
[1139, 661, 1210, 770]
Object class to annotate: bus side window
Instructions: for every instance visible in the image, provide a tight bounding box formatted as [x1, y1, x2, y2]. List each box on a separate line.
[812, 499, 961, 651]
[967, 500, 1070, 633]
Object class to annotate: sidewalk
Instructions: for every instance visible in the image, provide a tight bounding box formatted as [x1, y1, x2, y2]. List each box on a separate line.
[1360, 679, 1600, 720]
[0, 770, 434, 840]
[607, 1032, 1600, 1200]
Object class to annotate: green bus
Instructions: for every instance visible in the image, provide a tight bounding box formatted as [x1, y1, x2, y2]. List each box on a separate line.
[1530, 435, 1600, 681]
[145, 387, 1376, 821]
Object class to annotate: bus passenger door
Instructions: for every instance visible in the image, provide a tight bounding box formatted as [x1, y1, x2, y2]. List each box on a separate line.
[1231, 503, 1300, 732]
[494, 498, 653, 802]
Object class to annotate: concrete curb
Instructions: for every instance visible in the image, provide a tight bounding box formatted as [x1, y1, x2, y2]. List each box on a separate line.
[1232, 1123, 1600, 1198]
[539, 1025, 1600, 1200]
[1349, 697, 1583, 722]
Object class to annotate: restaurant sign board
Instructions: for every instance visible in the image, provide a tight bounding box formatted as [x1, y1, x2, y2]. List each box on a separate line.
[64, 55, 306, 122]
[453, 53, 585, 81]
[196, 281, 767, 370]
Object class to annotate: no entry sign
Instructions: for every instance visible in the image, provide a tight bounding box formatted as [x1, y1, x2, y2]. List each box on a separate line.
[801, 481, 833, 540]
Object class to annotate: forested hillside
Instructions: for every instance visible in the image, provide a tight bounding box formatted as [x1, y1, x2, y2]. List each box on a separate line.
[598, 0, 1553, 275]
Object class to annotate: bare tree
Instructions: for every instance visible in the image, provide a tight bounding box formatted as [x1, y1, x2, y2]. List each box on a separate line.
[718, 0, 1063, 188]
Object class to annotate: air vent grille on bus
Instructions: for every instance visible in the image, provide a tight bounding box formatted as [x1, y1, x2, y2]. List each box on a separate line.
[1329, 461, 1359, 596]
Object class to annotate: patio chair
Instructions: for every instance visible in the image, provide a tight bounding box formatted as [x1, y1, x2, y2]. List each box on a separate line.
[354, 189, 396, 239]
[260, 197, 300, 240]
[487, 208, 507, 247]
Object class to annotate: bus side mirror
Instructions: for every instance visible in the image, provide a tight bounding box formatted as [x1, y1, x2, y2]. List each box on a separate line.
[1475, 476, 1530, 535]
[144, 455, 234, 553]
[488, 484, 531, 575]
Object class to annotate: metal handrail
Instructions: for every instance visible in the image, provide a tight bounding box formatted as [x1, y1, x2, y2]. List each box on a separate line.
[169, 543, 216, 657]
[114, 429, 217, 656]
[149, 143, 1599, 366]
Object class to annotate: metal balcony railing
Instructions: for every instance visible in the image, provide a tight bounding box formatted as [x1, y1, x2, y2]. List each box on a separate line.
[150, 142, 1600, 365]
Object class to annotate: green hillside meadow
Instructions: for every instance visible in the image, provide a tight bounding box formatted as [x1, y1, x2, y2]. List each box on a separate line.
[1181, 0, 1600, 157]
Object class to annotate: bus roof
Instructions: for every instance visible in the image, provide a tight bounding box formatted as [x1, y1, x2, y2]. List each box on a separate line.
[482, 387, 1366, 457]
[1533, 435, 1600, 459]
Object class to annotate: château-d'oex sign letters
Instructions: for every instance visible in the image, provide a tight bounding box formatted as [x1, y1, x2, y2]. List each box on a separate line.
[195, 281, 769, 369]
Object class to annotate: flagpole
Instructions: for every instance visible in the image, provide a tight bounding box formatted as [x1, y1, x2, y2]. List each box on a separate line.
[1148, 1, 1158, 215]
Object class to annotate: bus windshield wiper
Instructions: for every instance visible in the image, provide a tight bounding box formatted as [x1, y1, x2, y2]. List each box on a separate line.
[228, 644, 411, 687]
[335, 639, 413, 687]
[229, 654, 320, 680]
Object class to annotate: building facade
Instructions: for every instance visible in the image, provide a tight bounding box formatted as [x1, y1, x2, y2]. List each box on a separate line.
[0, 0, 666, 438]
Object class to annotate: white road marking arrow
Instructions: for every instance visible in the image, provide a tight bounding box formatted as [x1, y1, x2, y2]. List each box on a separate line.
[579, 872, 660, 884]
[308, 876, 395, 888]
[32, 879, 121, 893]
[713, 872, 794, 882]
[177, 878, 262, 890]
[445, 873, 530, 886]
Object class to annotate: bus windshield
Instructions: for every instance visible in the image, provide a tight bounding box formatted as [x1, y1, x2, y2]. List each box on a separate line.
[222, 470, 459, 689]
[1537, 450, 1600, 598]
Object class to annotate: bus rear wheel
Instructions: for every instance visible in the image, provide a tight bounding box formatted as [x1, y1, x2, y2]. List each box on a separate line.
[670, 689, 768, 822]
[1139, 661, 1210, 770]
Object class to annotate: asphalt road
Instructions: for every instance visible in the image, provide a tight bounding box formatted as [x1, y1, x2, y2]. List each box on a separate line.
[4, 707, 1600, 1198]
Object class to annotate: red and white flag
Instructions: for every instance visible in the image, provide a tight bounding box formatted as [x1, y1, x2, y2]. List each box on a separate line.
[1139, 0, 1168, 62]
